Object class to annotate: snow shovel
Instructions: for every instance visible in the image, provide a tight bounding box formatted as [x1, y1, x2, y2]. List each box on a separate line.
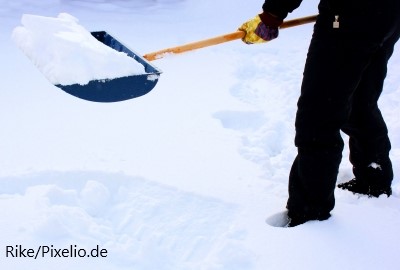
[57, 14, 317, 103]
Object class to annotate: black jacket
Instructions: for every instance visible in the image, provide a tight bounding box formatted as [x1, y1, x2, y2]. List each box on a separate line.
[263, 0, 344, 19]
[262, 0, 303, 19]
[262, 0, 384, 19]
[263, 0, 398, 43]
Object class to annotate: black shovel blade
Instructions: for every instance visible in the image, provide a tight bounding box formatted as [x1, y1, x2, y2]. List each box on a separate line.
[55, 31, 162, 103]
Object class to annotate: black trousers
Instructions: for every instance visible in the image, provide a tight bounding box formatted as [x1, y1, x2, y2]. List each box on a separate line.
[286, 1, 400, 216]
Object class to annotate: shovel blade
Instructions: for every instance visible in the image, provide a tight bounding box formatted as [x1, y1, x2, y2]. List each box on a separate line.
[55, 31, 162, 103]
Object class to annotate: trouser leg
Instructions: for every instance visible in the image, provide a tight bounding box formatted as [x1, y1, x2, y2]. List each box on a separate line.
[341, 18, 400, 187]
[341, 43, 397, 188]
[287, 25, 381, 216]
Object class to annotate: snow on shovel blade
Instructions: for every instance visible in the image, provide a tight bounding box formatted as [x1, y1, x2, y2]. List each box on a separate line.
[55, 31, 162, 103]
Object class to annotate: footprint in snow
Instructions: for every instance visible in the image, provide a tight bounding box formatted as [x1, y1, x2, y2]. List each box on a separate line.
[265, 211, 290, 228]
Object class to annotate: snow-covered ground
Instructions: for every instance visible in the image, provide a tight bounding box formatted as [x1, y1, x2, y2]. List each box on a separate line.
[1, 1, 399, 269]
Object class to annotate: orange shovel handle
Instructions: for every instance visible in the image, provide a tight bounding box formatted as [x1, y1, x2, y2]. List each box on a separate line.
[143, 14, 317, 61]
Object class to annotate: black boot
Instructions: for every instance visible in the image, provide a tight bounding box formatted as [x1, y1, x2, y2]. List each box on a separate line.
[338, 178, 392, 197]
[287, 211, 331, 227]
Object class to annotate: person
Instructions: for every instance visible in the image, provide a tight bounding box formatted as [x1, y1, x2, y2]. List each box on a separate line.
[239, 0, 400, 227]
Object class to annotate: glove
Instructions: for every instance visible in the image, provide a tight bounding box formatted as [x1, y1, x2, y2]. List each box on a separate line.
[238, 12, 283, 44]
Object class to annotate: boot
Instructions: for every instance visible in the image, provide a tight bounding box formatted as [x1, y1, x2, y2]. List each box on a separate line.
[338, 178, 392, 197]
[287, 211, 331, 227]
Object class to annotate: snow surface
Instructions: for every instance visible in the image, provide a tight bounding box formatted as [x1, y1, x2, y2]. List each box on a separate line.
[12, 13, 145, 86]
[1, 0, 399, 269]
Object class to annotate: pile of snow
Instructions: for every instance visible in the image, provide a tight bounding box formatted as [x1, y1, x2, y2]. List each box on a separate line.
[12, 13, 145, 86]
